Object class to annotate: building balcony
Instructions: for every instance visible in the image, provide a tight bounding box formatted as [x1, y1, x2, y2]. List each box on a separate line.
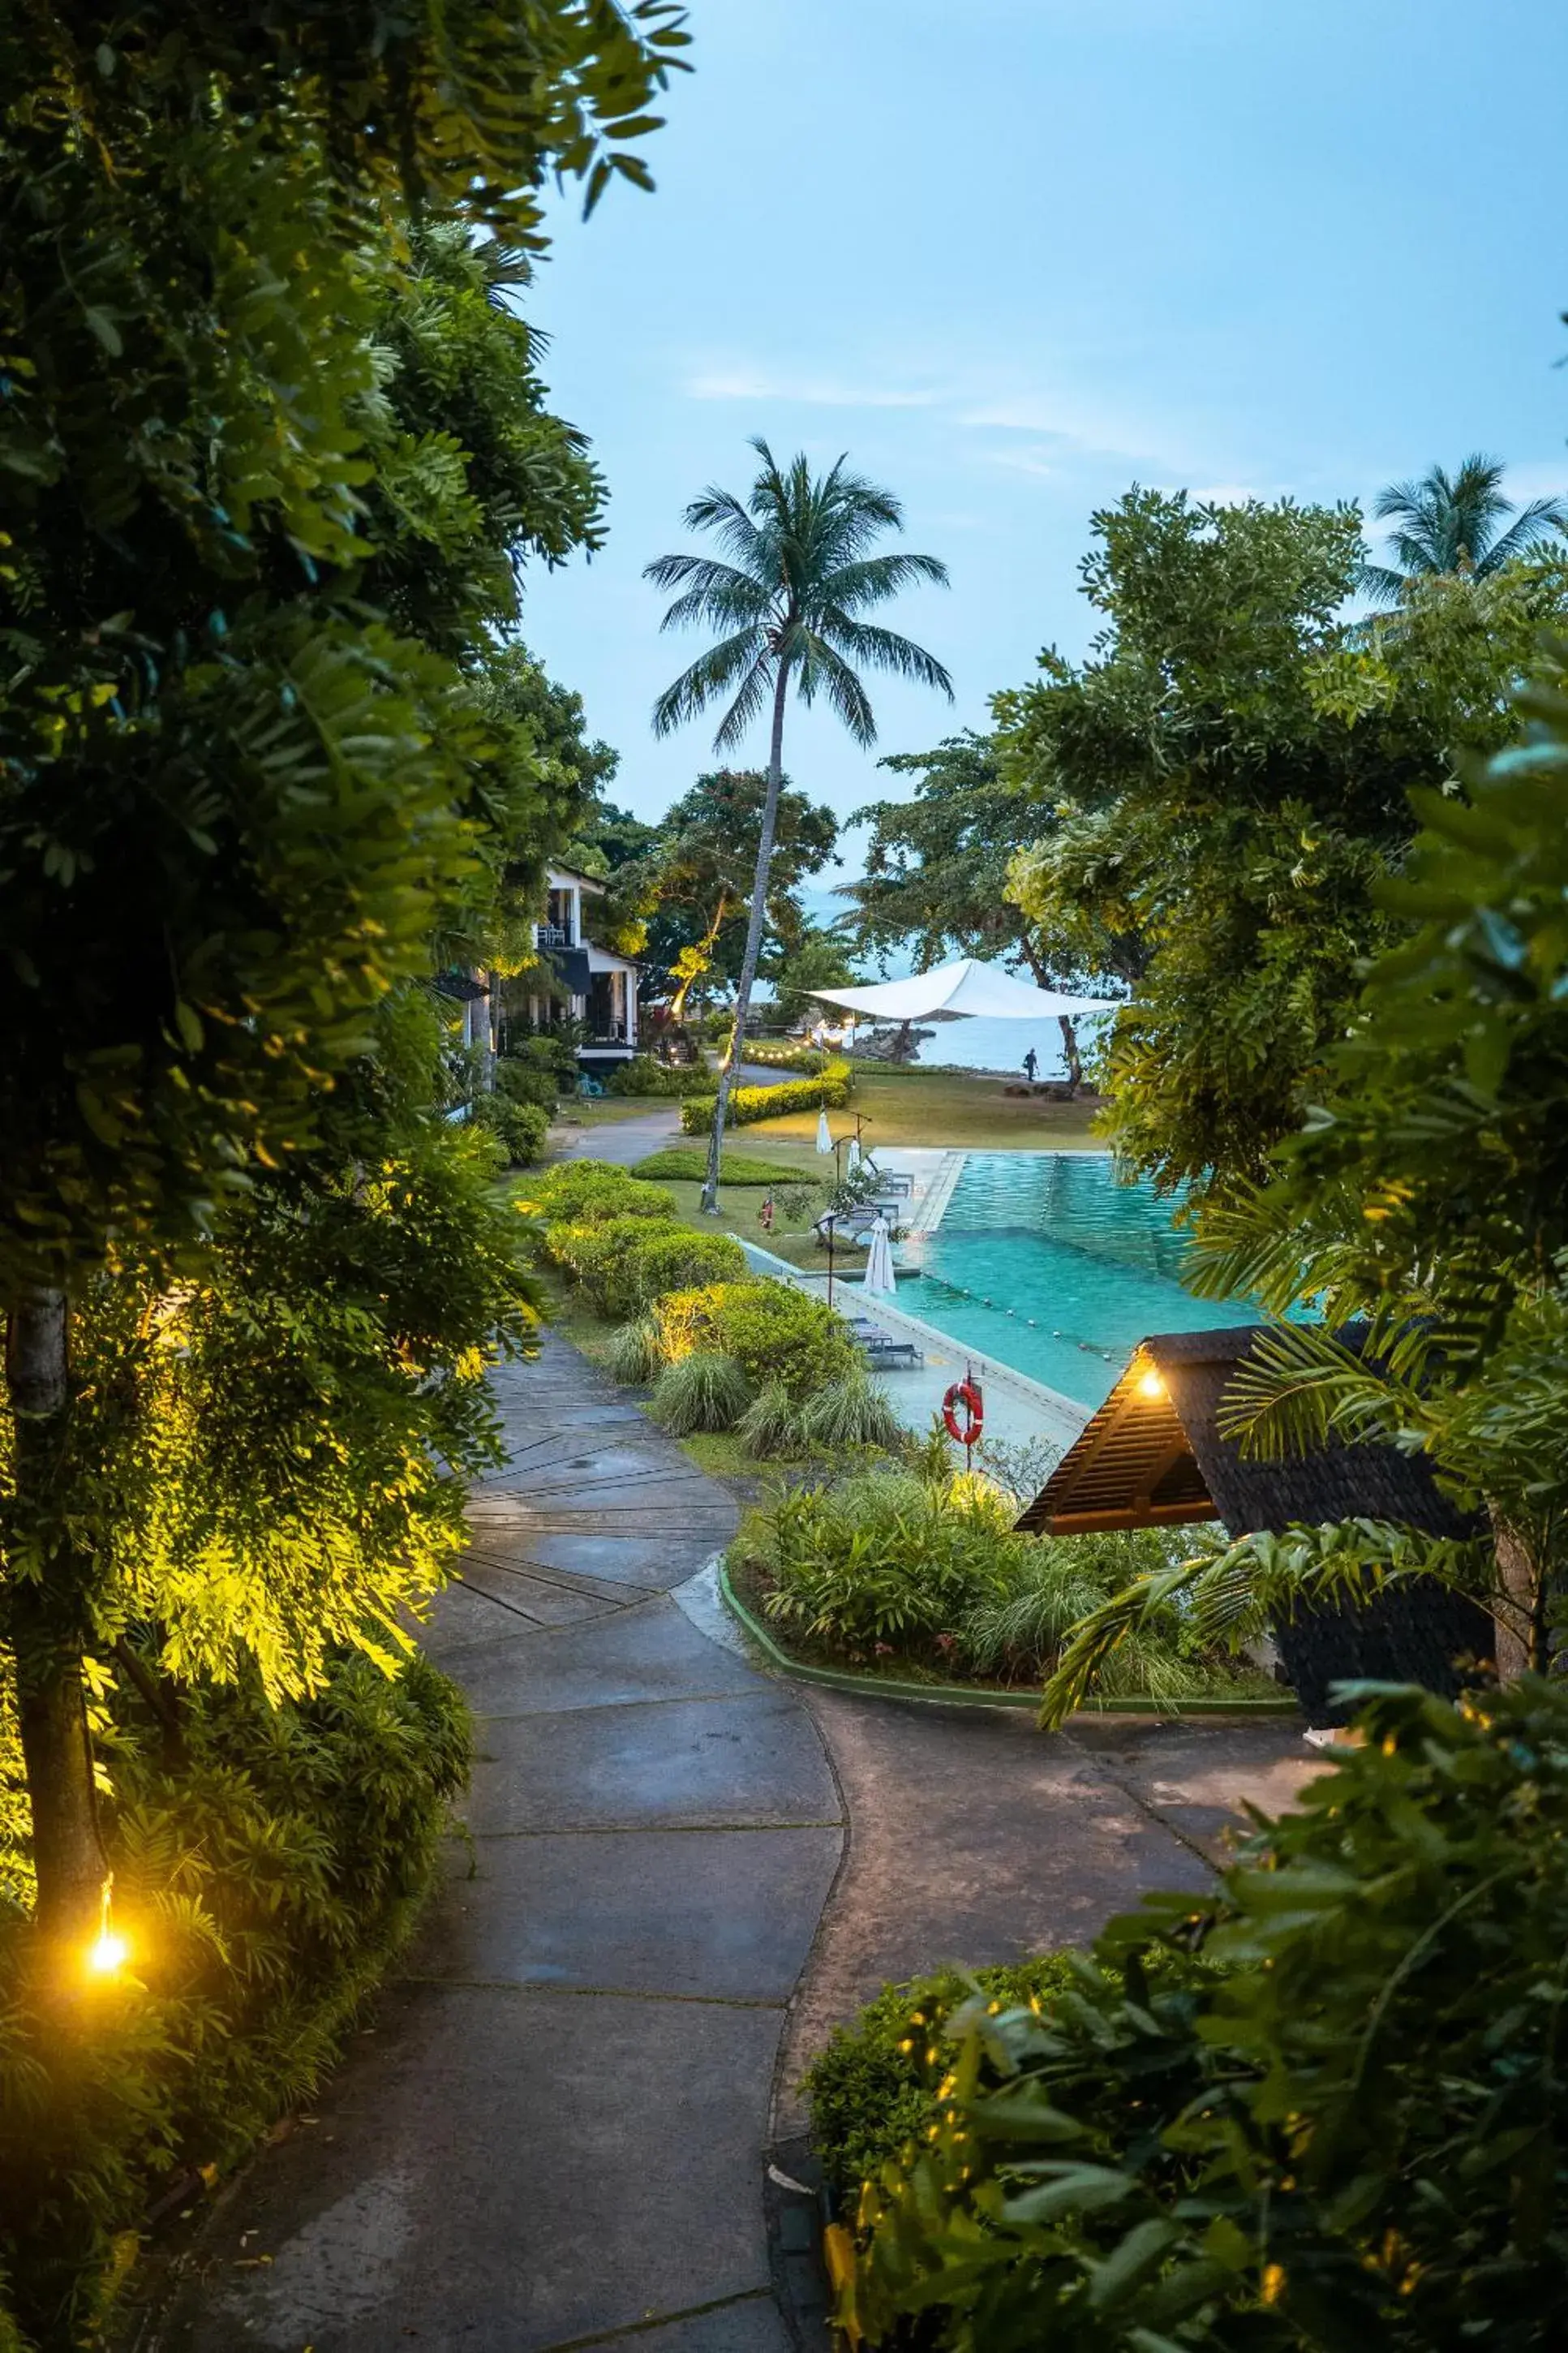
[537, 922, 575, 949]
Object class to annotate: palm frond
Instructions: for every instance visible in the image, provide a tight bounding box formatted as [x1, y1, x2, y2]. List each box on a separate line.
[1476, 496, 1568, 575]
[678, 484, 772, 577]
[651, 626, 770, 738]
[818, 551, 952, 612]
[1216, 1318, 1428, 1459]
[790, 628, 877, 746]
[643, 555, 774, 634]
[816, 610, 954, 697]
[1355, 561, 1413, 609]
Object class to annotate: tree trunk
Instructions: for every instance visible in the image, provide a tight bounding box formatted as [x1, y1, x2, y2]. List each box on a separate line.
[1057, 1013, 1083, 1093]
[1489, 1509, 1542, 1683]
[5, 1291, 105, 1944]
[701, 665, 789, 1214]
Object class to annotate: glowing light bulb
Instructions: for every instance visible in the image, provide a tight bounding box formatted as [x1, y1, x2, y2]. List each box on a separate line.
[88, 1927, 130, 1976]
[1137, 1367, 1166, 1400]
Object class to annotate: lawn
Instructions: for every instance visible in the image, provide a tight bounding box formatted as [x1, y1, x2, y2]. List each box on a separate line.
[734, 1065, 1106, 1153]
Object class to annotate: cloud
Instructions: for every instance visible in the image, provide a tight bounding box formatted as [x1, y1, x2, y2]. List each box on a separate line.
[685, 366, 941, 410]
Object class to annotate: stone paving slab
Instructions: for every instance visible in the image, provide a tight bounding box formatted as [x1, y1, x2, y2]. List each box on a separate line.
[167, 1983, 782, 2353]
[462, 1691, 840, 1836]
[414, 1825, 841, 1999]
[449, 1598, 762, 1716]
[606, 2295, 794, 2352]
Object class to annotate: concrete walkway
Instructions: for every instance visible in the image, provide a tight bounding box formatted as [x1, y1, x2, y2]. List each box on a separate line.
[161, 1335, 844, 2352]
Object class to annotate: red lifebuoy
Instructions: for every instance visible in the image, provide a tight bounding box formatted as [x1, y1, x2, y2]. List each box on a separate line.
[943, 1377, 984, 1448]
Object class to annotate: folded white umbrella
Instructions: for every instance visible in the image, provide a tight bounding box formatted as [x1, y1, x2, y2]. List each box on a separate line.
[815, 1110, 833, 1155]
[806, 957, 1119, 1023]
[847, 1137, 861, 1173]
[862, 1215, 897, 1298]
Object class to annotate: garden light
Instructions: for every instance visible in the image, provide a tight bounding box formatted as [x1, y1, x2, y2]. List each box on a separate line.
[86, 1878, 128, 1977]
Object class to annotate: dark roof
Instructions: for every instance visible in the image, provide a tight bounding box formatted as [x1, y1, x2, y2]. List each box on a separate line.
[1016, 1325, 1472, 1542]
[431, 970, 489, 1004]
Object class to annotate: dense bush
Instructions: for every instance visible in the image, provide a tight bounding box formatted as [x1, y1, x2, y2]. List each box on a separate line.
[547, 1216, 747, 1320]
[846, 1676, 1568, 2353]
[735, 1468, 1243, 1693]
[653, 1279, 857, 1399]
[496, 1054, 561, 1112]
[798, 1372, 904, 1455]
[522, 1159, 677, 1224]
[649, 1352, 752, 1435]
[631, 1147, 809, 1186]
[738, 1041, 829, 1073]
[804, 1955, 1078, 2204]
[469, 1091, 548, 1165]
[606, 1056, 713, 1098]
[737, 1375, 805, 1459]
[0, 1650, 469, 2348]
[680, 1058, 852, 1132]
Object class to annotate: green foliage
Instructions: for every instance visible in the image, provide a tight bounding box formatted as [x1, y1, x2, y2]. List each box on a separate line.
[797, 1373, 904, 1455]
[522, 1159, 677, 1224]
[649, 1352, 751, 1435]
[737, 1375, 807, 1460]
[850, 1677, 1568, 2353]
[1359, 453, 1568, 606]
[999, 491, 1568, 1194]
[496, 1056, 563, 1113]
[606, 1056, 715, 1097]
[605, 1318, 663, 1386]
[631, 1148, 809, 1185]
[0, 1647, 469, 2347]
[653, 1279, 857, 1399]
[749, 1468, 1017, 1655]
[545, 1216, 745, 1320]
[681, 1058, 852, 1133]
[737, 1042, 830, 1073]
[470, 1092, 549, 1165]
[804, 1956, 1079, 2206]
[966, 1529, 1204, 1695]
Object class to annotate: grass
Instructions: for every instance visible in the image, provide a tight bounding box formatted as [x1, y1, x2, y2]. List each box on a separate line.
[632, 1147, 808, 1185]
[729, 1065, 1106, 1152]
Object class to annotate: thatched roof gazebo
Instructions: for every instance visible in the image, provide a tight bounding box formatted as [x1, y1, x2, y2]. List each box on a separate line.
[1017, 1327, 1491, 1723]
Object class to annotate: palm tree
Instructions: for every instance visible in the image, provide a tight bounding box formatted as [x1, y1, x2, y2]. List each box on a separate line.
[646, 439, 952, 1211]
[1358, 452, 1567, 607]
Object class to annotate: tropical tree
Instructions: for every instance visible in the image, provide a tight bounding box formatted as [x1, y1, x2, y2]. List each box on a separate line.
[1358, 452, 1567, 606]
[645, 441, 952, 1210]
[848, 730, 1123, 1090]
[0, 0, 682, 1946]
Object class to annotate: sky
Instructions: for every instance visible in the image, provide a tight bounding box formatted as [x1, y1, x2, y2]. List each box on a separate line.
[518, 0, 1568, 888]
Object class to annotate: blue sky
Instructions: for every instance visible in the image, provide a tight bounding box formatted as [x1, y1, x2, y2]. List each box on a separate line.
[521, 0, 1568, 879]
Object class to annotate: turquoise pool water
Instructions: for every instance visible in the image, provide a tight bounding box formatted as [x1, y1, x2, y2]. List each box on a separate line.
[898, 1153, 1255, 1409]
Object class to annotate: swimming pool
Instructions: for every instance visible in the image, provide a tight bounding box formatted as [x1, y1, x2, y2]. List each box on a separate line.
[897, 1152, 1256, 1409]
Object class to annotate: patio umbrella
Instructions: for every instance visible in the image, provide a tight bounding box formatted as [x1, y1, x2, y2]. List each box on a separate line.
[863, 1216, 897, 1298]
[815, 1110, 833, 1155]
[847, 1136, 862, 1173]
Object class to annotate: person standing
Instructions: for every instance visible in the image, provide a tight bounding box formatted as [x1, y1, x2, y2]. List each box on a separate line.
[1022, 1047, 1038, 1083]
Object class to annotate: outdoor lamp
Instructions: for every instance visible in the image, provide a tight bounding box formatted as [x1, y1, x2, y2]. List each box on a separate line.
[86, 1877, 129, 1977]
[1136, 1366, 1165, 1400]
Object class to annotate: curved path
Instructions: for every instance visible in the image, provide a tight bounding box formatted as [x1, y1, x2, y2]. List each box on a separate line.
[158, 1328, 1314, 2351]
[161, 1333, 844, 2352]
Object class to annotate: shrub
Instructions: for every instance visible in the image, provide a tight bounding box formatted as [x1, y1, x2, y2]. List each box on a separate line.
[739, 1041, 828, 1073]
[545, 1216, 745, 1319]
[747, 1468, 1021, 1655]
[737, 1375, 806, 1460]
[804, 1955, 1079, 2204]
[504, 1032, 579, 1089]
[957, 1528, 1193, 1687]
[524, 1159, 677, 1224]
[798, 1372, 904, 1454]
[0, 1650, 469, 2347]
[653, 1279, 857, 1399]
[470, 1092, 548, 1165]
[605, 1317, 662, 1384]
[631, 1148, 808, 1186]
[606, 1056, 713, 1099]
[649, 1352, 752, 1435]
[495, 1056, 560, 1112]
[849, 1678, 1568, 2351]
[680, 1058, 852, 1133]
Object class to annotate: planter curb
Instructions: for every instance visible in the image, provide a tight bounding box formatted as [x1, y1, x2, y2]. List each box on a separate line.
[715, 1558, 1302, 1720]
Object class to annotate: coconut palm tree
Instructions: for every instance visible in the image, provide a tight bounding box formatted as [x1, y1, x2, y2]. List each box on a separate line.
[1358, 452, 1567, 607]
[646, 440, 952, 1211]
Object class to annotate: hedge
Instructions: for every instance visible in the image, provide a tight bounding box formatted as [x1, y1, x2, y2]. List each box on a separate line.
[680, 1058, 851, 1133]
[653, 1278, 857, 1399]
[469, 1092, 548, 1165]
[605, 1056, 713, 1099]
[547, 1215, 747, 1320]
[521, 1159, 677, 1224]
[0, 1650, 469, 2348]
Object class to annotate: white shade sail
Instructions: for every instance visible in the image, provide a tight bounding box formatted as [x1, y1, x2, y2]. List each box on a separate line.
[806, 957, 1119, 1023]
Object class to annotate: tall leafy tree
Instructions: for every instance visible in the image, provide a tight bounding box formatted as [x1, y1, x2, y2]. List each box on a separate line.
[848, 730, 1125, 1088]
[1359, 452, 1567, 606]
[0, 2, 683, 1942]
[645, 441, 952, 1210]
[1002, 489, 1568, 1194]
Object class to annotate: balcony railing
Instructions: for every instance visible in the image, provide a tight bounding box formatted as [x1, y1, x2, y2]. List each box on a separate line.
[583, 1022, 632, 1045]
[538, 922, 575, 949]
